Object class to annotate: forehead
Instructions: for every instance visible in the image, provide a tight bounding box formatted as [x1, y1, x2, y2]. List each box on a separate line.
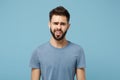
[51, 15, 67, 22]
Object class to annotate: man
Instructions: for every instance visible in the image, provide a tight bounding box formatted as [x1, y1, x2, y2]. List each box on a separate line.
[29, 6, 86, 80]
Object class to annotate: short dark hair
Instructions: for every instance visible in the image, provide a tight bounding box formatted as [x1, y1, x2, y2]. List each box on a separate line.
[49, 6, 70, 22]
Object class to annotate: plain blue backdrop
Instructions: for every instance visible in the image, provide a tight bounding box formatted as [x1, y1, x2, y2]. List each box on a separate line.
[0, 0, 120, 80]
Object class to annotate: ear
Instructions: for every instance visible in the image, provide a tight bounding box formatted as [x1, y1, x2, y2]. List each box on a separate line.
[67, 23, 70, 30]
[48, 21, 50, 29]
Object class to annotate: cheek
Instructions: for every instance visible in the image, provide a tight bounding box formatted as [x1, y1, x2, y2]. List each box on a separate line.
[63, 27, 68, 32]
[50, 27, 55, 32]
[50, 25, 56, 29]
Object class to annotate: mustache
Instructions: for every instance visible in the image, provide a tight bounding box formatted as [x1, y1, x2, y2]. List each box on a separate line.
[54, 29, 63, 32]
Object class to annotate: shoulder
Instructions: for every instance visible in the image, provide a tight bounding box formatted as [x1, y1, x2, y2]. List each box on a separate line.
[37, 42, 49, 49]
[68, 41, 85, 55]
[69, 41, 84, 51]
[32, 42, 49, 55]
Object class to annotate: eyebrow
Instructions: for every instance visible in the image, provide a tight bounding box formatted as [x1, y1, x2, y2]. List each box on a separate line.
[53, 22, 66, 24]
[53, 22, 67, 26]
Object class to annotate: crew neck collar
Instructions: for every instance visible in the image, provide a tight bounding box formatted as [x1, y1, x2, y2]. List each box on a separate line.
[48, 40, 70, 50]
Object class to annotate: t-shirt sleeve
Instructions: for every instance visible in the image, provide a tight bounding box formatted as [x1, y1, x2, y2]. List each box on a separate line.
[29, 49, 40, 69]
[76, 47, 86, 68]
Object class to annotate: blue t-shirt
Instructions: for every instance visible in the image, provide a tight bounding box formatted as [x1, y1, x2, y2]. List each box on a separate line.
[29, 41, 86, 80]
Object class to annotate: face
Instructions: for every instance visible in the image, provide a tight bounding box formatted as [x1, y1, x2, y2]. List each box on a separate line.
[49, 15, 70, 41]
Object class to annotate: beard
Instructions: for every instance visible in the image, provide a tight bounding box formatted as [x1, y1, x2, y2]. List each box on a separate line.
[50, 28, 67, 41]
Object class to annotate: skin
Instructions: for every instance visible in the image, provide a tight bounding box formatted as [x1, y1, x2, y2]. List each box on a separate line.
[49, 15, 70, 48]
[31, 15, 86, 80]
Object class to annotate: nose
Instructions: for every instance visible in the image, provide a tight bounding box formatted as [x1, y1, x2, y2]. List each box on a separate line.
[57, 24, 61, 30]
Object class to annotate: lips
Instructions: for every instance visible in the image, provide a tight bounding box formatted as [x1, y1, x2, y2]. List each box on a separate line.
[54, 30, 63, 38]
[55, 31, 62, 35]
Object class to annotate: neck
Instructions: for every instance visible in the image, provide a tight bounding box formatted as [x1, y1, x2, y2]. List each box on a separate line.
[50, 37, 68, 48]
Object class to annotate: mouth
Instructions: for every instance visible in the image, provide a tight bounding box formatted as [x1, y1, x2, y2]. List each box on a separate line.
[55, 30, 62, 35]
[55, 30, 62, 38]
[50, 28, 67, 41]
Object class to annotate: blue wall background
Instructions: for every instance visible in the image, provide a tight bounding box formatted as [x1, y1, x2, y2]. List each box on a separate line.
[0, 0, 120, 80]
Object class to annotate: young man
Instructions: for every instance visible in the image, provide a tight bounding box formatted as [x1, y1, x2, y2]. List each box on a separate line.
[29, 6, 86, 80]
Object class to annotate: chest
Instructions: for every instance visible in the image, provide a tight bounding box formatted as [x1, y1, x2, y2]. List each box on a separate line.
[39, 51, 77, 70]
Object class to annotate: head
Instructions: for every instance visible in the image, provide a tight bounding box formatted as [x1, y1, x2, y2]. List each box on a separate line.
[49, 6, 70, 41]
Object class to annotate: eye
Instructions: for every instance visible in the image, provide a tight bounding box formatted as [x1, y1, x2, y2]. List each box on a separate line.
[60, 22, 66, 26]
[53, 22, 58, 25]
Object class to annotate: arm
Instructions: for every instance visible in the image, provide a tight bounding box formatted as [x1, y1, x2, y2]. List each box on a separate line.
[76, 68, 86, 80]
[31, 68, 41, 80]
